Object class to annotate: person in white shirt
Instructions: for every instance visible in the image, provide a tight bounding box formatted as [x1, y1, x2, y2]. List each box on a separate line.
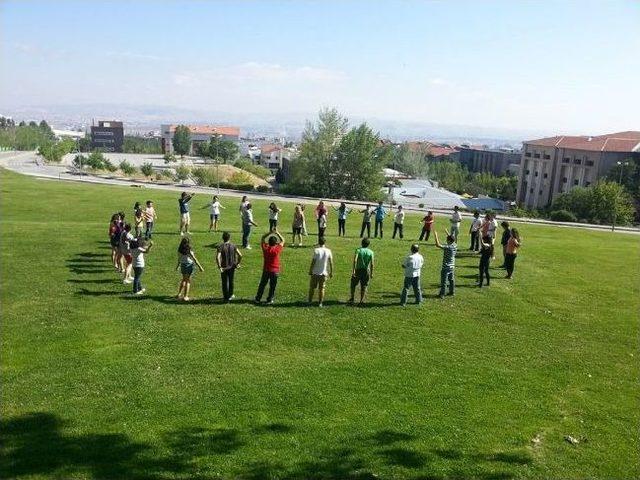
[308, 237, 333, 307]
[400, 244, 424, 305]
[450, 206, 462, 241]
[205, 195, 225, 233]
[392, 205, 406, 239]
[268, 202, 282, 231]
[469, 211, 483, 252]
[317, 213, 327, 242]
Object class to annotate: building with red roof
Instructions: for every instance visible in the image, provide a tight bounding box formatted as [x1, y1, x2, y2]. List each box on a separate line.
[517, 131, 640, 208]
[161, 124, 240, 154]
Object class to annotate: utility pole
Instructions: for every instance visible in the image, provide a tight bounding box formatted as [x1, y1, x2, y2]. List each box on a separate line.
[612, 160, 629, 231]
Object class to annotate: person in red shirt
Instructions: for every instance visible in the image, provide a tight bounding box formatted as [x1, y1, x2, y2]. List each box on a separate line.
[254, 229, 286, 305]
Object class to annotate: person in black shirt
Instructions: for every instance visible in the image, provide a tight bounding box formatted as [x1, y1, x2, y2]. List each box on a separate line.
[478, 235, 494, 287]
[499, 221, 511, 268]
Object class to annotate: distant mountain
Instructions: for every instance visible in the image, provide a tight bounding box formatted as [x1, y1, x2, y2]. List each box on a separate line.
[2, 103, 550, 147]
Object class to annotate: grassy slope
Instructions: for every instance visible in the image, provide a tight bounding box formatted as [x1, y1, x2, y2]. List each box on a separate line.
[1, 168, 638, 479]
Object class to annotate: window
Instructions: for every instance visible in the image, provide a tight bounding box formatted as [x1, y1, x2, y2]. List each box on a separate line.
[543, 173, 548, 178]
[562, 177, 568, 183]
[525, 152, 532, 157]
[573, 158, 582, 165]
[529, 188, 534, 193]
[543, 154, 551, 159]
[525, 169, 530, 175]
[562, 157, 570, 163]
[538, 190, 543, 195]
[534, 171, 539, 177]
[533, 153, 541, 159]
[574, 179, 579, 185]
[585, 181, 591, 187]
[585, 160, 594, 166]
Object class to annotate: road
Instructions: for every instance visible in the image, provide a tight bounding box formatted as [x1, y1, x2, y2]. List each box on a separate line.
[1, 150, 638, 235]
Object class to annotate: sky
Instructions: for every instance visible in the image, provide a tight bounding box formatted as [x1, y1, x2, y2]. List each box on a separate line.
[1, 0, 639, 134]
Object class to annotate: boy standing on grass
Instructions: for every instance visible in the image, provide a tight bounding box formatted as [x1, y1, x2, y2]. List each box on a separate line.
[317, 212, 327, 242]
[359, 205, 372, 238]
[144, 200, 157, 240]
[178, 191, 195, 236]
[469, 211, 482, 251]
[242, 203, 258, 249]
[392, 205, 405, 239]
[131, 239, 152, 295]
[505, 228, 521, 279]
[308, 236, 333, 307]
[434, 231, 457, 298]
[400, 244, 424, 306]
[499, 221, 511, 268]
[216, 231, 242, 302]
[373, 201, 387, 238]
[419, 211, 434, 242]
[205, 195, 224, 232]
[449, 206, 462, 242]
[255, 230, 285, 305]
[349, 238, 375, 305]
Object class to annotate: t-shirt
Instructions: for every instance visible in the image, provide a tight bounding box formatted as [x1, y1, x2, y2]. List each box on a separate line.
[423, 214, 434, 229]
[318, 215, 327, 228]
[501, 229, 512, 246]
[269, 208, 279, 220]
[179, 197, 191, 214]
[119, 231, 134, 254]
[482, 219, 498, 238]
[243, 209, 254, 226]
[132, 247, 146, 268]
[362, 210, 372, 222]
[506, 237, 520, 254]
[144, 207, 155, 222]
[374, 206, 386, 221]
[403, 252, 424, 278]
[441, 244, 457, 269]
[450, 211, 462, 227]
[262, 243, 283, 273]
[180, 252, 194, 266]
[293, 211, 304, 228]
[354, 247, 374, 271]
[239, 201, 248, 213]
[337, 208, 350, 220]
[311, 246, 333, 276]
[471, 217, 483, 232]
[315, 206, 327, 219]
[210, 201, 221, 215]
[218, 242, 238, 270]
[394, 211, 405, 225]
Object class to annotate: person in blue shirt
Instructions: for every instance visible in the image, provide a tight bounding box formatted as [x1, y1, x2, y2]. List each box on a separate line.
[434, 230, 457, 298]
[373, 201, 387, 238]
[178, 191, 195, 236]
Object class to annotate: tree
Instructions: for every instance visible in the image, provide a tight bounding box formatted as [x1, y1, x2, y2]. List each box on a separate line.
[39, 120, 54, 139]
[390, 144, 429, 177]
[119, 160, 137, 176]
[198, 135, 240, 164]
[172, 125, 191, 158]
[140, 162, 154, 178]
[551, 181, 634, 225]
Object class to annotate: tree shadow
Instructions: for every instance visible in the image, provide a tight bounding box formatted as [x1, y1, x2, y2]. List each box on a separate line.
[75, 288, 125, 297]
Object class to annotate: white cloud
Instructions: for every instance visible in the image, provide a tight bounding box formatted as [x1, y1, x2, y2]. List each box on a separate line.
[106, 51, 167, 62]
[429, 78, 447, 86]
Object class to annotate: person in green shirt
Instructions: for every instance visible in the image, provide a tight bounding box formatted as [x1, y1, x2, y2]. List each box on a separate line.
[349, 238, 375, 305]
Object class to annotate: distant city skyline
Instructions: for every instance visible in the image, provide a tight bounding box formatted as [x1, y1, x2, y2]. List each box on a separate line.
[1, 0, 639, 135]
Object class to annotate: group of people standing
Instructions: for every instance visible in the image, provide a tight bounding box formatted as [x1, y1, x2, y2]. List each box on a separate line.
[106, 192, 522, 305]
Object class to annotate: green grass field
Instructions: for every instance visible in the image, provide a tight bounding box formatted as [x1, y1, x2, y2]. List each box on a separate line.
[1, 168, 638, 479]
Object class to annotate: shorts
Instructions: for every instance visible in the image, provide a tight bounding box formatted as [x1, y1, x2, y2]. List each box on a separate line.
[124, 254, 133, 265]
[310, 274, 327, 289]
[351, 268, 370, 288]
[293, 226, 302, 235]
[210, 214, 219, 220]
[181, 212, 191, 222]
[180, 263, 194, 275]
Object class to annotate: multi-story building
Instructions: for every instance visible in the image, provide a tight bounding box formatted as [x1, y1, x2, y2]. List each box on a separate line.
[259, 144, 296, 173]
[161, 125, 240, 155]
[458, 146, 521, 176]
[406, 141, 459, 163]
[516, 131, 640, 209]
[90, 120, 124, 152]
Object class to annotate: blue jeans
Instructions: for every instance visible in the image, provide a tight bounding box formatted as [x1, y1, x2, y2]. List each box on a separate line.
[439, 268, 455, 296]
[401, 276, 422, 305]
[145, 222, 154, 239]
[133, 267, 144, 293]
[242, 224, 251, 248]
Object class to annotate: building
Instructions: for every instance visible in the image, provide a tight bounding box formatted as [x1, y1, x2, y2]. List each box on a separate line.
[516, 131, 640, 209]
[406, 142, 460, 163]
[90, 120, 124, 152]
[259, 144, 296, 173]
[161, 124, 240, 155]
[458, 146, 522, 176]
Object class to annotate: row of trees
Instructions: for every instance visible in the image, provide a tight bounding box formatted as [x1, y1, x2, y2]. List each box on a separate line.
[550, 181, 635, 225]
[281, 109, 389, 200]
[0, 119, 57, 151]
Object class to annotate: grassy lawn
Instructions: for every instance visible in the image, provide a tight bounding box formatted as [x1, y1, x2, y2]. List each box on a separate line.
[1, 168, 638, 479]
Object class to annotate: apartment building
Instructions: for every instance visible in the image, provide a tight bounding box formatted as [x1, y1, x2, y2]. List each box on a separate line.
[161, 124, 240, 154]
[516, 131, 640, 208]
[259, 144, 296, 173]
[458, 146, 521, 176]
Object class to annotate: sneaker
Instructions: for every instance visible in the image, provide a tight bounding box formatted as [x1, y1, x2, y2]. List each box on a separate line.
[266, 300, 274, 305]
[318, 303, 323, 308]
[438, 294, 445, 299]
[245, 245, 252, 250]
[123, 279, 132, 284]
[183, 296, 190, 302]
[229, 295, 236, 301]
[135, 289, 145, 295]
[180, 232, 184, 236]
[254, 298, 261, 305]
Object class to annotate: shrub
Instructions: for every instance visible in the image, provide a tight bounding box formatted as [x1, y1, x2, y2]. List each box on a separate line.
[85, 151, 106, 170]
[228, 171, 254, 185]
[234, 159, 272, 180]
[163, 153, 176, 164]
[418, 203, 425, 209]
[549, 209, 578, 222]
[140, 162, 154, 178]
[103, 159, 118, 173]
[391, 200, 398, 206]
[119, 160, 137, 175]
[191, 167, 218, 187]
[175, 163, 191, 182]
[217, 182, 254, 191]
[72, 154, 87, 169]
[256, 185, 270, 193]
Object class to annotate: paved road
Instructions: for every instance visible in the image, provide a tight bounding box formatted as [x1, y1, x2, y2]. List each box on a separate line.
[1, 150, 638, 235]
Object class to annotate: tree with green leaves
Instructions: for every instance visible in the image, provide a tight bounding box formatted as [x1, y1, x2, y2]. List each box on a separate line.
[552, 180, 634, 225]
[175, 163, 191, 184]
[198, 135, 240, 164]
[140, 162, 154, 178]
[172, 125, 191, 158]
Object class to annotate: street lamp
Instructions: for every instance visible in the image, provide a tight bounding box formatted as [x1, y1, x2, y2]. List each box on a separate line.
[612, 160, 629, 231]
[213, 133, 221, 194]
